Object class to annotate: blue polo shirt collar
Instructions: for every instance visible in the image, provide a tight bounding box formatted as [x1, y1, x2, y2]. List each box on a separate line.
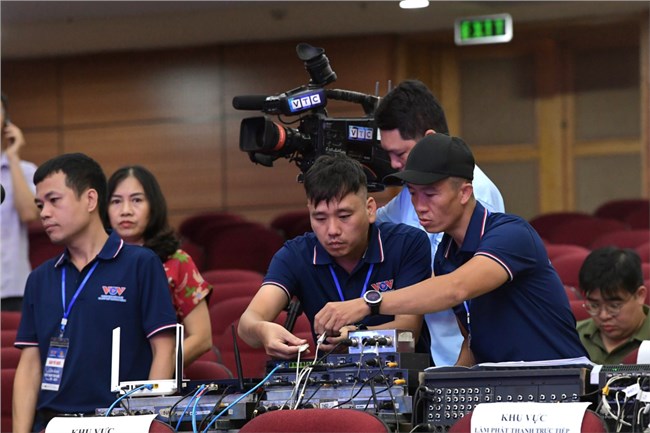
[54, 231, 125, 267]
[313, 223, 385, 266]
[445, 201, 490, 257]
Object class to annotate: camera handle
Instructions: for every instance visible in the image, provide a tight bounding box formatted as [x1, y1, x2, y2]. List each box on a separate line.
[325, 89, 380, 116]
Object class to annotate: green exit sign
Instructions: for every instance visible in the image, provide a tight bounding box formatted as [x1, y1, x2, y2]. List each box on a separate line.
[454, 13, 513, 46]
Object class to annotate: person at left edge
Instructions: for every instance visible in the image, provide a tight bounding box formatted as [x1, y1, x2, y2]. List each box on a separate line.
[1, 93, 40, 312]
[12, 153, 177, 433]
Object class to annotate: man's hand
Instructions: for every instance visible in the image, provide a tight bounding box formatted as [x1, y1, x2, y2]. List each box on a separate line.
[314, 298, 368, 337]
[3, 122, 26, 159]
[259, 321, 309, 359]
[318, 325, 356, 354]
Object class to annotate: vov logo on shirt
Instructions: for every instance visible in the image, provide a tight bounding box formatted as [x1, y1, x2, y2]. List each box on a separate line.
[98, 285, 127, 302]
[371, 279, 394, 292]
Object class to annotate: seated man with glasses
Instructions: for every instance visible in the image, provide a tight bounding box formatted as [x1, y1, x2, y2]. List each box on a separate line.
[577, 246, 649, 364]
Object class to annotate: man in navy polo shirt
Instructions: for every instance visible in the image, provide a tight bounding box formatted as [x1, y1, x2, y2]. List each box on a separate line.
[374, 79, 505, 366]
[315, 134, 587, 365]
[238, 154, 431, 359]
[13, 153, 177, 433]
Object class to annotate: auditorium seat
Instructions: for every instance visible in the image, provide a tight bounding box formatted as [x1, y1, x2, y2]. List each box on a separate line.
[551, 251, 590, 288]
[570, 300, 590, 322]
[203, 270, 263, 309]
[179, 239, 206, 272]
[28, 222, 63, 269]
[291, 313, 312, 335]
[637, 242, 650, 263]
[545, 243, 590, 261]
[564, 284, 583, 301]
[1, 368, 15, 433]
[202, 268, 264, 285]
[593, 198, 649, 222]
[185, 360, 233, 380]
[447, 408, 606, 433]
[270, 209, 312, 240]
[1, 311, 22, 330]
[209, 297, 255, 337]
[1, 329, 16, 347]
[529, 212, 594, 241]
[238, 408, 391, 433]
[149, 420, 176, 433]
[626, 207, 650, 230]
[590, 229, 650, 250]
[209, 281, 262, 309]
[200, 221, 284, 274]
[1, 346, 21, 369]
[177, 211, 244, 245]
[545, 217, 629, 248]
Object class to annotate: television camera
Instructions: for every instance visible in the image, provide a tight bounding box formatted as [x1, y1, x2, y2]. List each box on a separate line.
[232, 43, 395, 192]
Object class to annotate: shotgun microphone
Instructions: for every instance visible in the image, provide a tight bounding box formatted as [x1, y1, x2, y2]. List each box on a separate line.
[232, 95, 272, 111]
[232, 95, 285, 114]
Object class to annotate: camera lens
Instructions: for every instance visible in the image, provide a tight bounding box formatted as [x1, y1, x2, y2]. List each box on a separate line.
[239, 117, 285, 153]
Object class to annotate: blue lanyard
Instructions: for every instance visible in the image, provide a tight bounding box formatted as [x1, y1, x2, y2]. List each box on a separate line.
[328, 263, 374, 302]
[463, 300, 471, 343]
[59, 261, 99, 337]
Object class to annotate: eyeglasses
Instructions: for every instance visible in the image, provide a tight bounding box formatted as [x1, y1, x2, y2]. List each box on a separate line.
[582, 294, 637, 317]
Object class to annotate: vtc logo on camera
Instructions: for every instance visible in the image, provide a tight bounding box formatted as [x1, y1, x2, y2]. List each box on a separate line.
[348, 125, 373, 141]
[288, 92, 323, 113]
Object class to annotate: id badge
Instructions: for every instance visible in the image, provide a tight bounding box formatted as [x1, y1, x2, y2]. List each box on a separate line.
[41, 337, 69, 391]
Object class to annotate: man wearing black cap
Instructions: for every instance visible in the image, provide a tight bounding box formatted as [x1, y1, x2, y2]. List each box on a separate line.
[374, 79, 505, 366]
[315, 134, 588, 365]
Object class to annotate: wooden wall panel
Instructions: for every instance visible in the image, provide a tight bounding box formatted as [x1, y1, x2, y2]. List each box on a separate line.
[18, 131, 61, 167]
[60, 48, 223, 125]
[222, 40, 312, 104]
[1, 60, 60, 128]
[62, 122, 223, 211]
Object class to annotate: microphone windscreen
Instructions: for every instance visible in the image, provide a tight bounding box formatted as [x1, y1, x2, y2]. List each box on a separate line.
[232, 95, 269, 111]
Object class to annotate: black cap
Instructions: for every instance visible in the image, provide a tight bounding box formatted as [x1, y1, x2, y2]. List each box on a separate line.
[383, 134, 474, 185]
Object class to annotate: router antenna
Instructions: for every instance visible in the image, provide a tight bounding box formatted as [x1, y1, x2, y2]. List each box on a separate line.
[231, 324, 245, 391]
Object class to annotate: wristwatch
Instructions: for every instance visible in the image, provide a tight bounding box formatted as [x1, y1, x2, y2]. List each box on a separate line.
[363, 290, 382, 316]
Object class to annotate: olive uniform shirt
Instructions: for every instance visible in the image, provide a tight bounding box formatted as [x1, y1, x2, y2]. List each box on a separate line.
[576, 305, 650, 365]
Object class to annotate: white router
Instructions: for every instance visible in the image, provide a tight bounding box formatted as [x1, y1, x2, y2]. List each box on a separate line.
[110, 324, 184, 397]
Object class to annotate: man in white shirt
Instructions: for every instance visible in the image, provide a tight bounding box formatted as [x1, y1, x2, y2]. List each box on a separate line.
[374, 79, 505, 366]
[1, 93, 39, 311]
